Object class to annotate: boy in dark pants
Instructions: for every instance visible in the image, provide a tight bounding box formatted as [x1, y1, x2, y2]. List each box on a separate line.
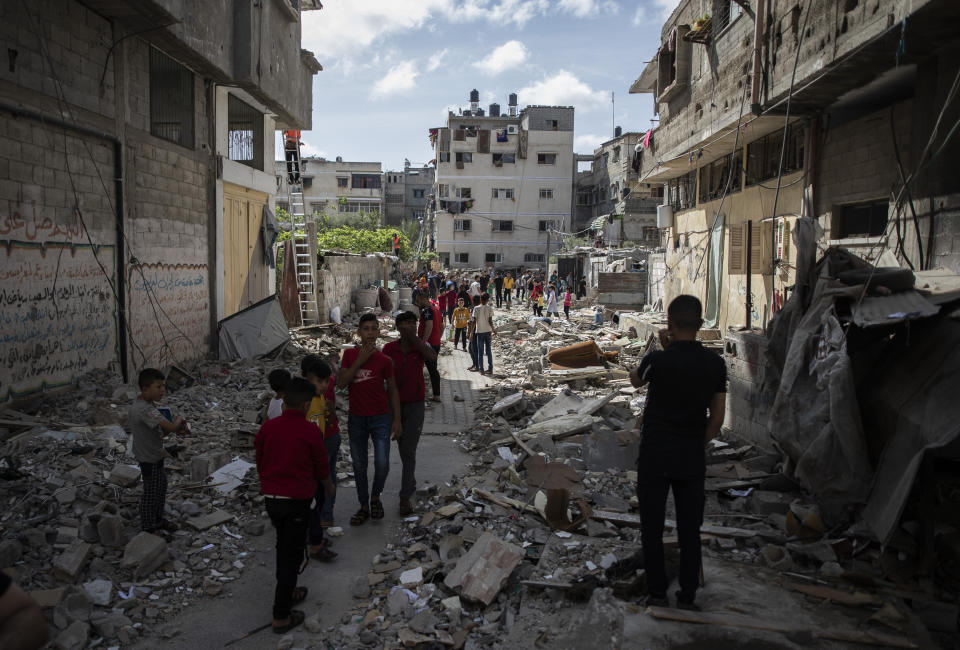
[255, 377, 335, 633]
[129, 368, 186, 535]
[630, 295, 726, 610]
[382, 311, 438, 515]
[338, 313, 402, 525]
[415, 291, 444, 403]
[302, 356, 338, 561]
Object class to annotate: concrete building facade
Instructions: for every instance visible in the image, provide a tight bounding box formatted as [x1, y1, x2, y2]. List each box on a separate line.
[275, 157, 383, 223]
[383, 163, 435, 227]
[431, 93, 574, 270]
[0, 0, 318, 404]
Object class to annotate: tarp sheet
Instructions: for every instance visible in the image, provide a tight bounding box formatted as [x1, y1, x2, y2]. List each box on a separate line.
[703, 213, 724, 328]
[218, 295, 290, 360]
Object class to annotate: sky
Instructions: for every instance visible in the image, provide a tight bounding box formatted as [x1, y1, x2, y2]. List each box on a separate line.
[276, 0, 679, 170]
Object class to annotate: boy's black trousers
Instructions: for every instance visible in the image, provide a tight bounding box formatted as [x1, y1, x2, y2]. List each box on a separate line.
[265, 497, 311, 619]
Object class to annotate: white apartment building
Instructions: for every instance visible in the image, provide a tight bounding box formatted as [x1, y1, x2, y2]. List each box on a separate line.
[274, 157, 383, 221]
[431, 92, 574, 269]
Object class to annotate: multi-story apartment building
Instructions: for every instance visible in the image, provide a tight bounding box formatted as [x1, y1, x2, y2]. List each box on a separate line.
[430, 91, 574, 270]
[575, 128, 662, 246]
[275, 157, 383, 222]
[1, 0, 319, 403]
[383, 163, 435, 227]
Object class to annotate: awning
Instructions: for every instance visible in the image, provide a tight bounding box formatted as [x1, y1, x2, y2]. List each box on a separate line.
[850, 290, 940, 328]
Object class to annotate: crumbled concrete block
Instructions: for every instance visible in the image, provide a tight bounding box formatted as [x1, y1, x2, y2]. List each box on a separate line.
[399, 566, 423, 587]
[97, 514, 124, 548]
[444, 532, 524, 605]
[122, 532, 168, 578]
[750, 490, 792, 516]
[186, 509, 235, 531]
[53, 542, 92, 581]
[54, 620, 90, 650]
[351, 575, 370, 599]
[82, 579, 113, 606]
[492, 392, 526, 419]
[108, 464, 141, 487]
[0, 539, 23, 566]
[30, 587, 65, 608]
[564, 588, 623, 650]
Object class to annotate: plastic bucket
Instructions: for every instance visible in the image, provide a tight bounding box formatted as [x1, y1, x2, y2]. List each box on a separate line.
[355, 288, 379, 310]
[399, 287, 413, 302]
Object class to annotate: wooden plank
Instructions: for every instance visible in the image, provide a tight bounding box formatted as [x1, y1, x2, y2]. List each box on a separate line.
[787, 583, 882, 607]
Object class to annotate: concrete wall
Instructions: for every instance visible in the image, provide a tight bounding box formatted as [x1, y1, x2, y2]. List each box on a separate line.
[317, 254, 387, 320]
[722, 330, 776, 451]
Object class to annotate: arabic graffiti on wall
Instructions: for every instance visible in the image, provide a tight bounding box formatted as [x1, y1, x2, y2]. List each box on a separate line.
[735, 278, 761, 325]
[127, 263, 209, 370]
[0, 240, 118, 403]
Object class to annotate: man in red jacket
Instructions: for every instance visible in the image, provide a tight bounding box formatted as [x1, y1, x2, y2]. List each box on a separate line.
[255, 377, 335, 634]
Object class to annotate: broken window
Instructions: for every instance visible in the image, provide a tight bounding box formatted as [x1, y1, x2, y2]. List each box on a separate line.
[612, 146, 621, 162]
[746, 125, 805, 186]
[539, 188, 554, 199]
[491, 220, 513, 232]
[150, 47, 195, 148]
[537, 153, 557, 165]
[439, 152, 451, 163]
[454, 219, 472, 232]
[524, 252, 545, 263]
[668, 171, 697, 210]
[227, 94, 263, 169]
[577, 189, 592, 206]
[713, 0, 743, 32]
[352, 174, 381, 189]
[455, 252, 469, 263]
[545, 119, 559, 131]
[485, 253, 503, 263]
[698, 150, 743, 203]
[491, 188, 515, 199]
[834, 200, 889, 239]
[538, 220, 557, 232]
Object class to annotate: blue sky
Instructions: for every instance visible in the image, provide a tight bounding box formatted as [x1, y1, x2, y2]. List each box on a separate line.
[277, 0, 677, 170]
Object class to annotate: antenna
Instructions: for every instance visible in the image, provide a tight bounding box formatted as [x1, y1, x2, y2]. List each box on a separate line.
[611, 92, 615, 138]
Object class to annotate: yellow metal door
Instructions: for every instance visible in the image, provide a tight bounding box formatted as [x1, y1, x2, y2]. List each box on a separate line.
[223, 183, 269, 316]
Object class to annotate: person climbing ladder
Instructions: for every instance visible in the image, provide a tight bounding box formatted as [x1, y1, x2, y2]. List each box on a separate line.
[284, 130, 302, 185]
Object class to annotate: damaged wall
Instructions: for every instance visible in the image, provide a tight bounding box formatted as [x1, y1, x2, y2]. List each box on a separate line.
[317, 254, 387, 321]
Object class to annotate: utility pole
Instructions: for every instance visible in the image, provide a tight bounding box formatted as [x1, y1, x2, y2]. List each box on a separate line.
[611, 92, 615, 138]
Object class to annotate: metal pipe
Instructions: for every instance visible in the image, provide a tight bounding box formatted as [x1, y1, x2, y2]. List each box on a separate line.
[746, 220, 753, 328]
[0, 101, 128, 381]
[750, 0, 766, 114]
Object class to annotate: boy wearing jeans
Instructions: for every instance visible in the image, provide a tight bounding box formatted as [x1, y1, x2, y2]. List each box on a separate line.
[338, 313, 401, 525]
[302, 356, 338, 561]
[129, 368, 186, 535]
[473, 293, 496, 375]
[255, 377, 334, 633]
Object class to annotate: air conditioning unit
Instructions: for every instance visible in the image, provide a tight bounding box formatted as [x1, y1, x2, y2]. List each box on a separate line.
[507, 125, 519, 135]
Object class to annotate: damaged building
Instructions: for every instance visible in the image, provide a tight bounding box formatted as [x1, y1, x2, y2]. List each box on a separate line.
[0, 0, 320, 403]
[630, 0, 960, 595]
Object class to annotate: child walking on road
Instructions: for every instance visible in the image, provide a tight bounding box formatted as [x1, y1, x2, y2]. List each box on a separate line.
[563, 288, 573, 320]
[255, 377, 335, 634]
[452, 298, 470, 351]
[302, 356, 338, 562]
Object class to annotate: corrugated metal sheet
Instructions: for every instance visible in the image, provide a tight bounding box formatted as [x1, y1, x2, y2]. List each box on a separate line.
[850, 290, 940, 328]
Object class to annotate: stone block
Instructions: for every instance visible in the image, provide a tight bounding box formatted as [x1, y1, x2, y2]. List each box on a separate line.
[0, 539, 23, 566]
[96, 514, 124, 548]
[53, 542, 92, 581]
[186, 509, 235, 531]
[749, 490, 792, 516]
[122, 532, 168, 578]
[54, 621, 89, 650]
[108, 464, 141, 487]
[189, 450, 232, 482]
[82, 579, 113, 606]
[443, 532, 524, 605]
[30, 587, 66, 608]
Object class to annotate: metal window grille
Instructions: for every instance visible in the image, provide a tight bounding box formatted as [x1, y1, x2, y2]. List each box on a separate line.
[150, 48, 195, 148]
[227, 94, 263, 169]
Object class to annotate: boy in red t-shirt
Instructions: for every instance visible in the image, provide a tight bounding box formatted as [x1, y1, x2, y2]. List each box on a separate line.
[382, 311, 438, 515]
[255, 377, 335, 634]
[337, 313, 401, 524]
[416, 290, 444, 403]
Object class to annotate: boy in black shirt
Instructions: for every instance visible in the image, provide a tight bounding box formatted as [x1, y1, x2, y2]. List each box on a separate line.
[630, 295, 726, 610]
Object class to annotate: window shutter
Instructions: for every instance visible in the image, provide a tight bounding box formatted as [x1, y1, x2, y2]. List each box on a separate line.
[728, 223, 745, 273]
[749, 223, 762, 272]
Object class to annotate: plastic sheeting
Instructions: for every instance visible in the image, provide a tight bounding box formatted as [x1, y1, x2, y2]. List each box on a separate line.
[703, 214, 724, 328]
[217, 295, 290, 360]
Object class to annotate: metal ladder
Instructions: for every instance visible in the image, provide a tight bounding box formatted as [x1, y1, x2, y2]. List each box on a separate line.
[285, 141, 319, 325]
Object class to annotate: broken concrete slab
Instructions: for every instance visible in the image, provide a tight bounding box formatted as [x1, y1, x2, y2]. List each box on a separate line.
[0, 539, 23, 566]
[444, 532, 524, 606]
[189, 449, 232, 483]
[564, 587, 624, 650]
[582, 428, 640, 472]
[492, 392, 526, 420]
[122, 532, 168, 578]
[53, 542, 92, 581]
[30, 587, 66, 608]
[509, 414, 603, 444]
[108, 464, 141, 487]
[54, 620, 90, 650]
[96, 514, 124, 548]
[82, 579, 113, 606]
[399, 566, 423, 587]
[186, 509, 235, 531]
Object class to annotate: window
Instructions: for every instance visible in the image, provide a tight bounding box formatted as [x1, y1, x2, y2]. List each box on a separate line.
[492, 220, 513, 232]
[439, 152, 451, 163]
[492, 153, 516, 165]
[352, 174, 381, 189]
[485, 253, 503, 263]
[413, 189, 425, 198]
[577, 189, 592, 206]
[149, 48, 194, 148]
[454, 219, 472, 231]
[537, 153, 557, 165]
[386, 193, 403, 205]
[613, 146, 621, 162]
[455, 152, 473, 164]
[524, 253, 546, 263]
[642, 227, 660, 243]
[728, 221, 768, 273]
[455, 252, 470, 263]
[456, 187, 471, 199]
[492, 188, 515, 199]
[310, 201, 326, 214]
[538, 220, 557, 232]
[746, 125, 805, 186]
[226, 94, 263, 169]
[834, 201, 889, 239]
[698, 150, 743, 203]
[412, 210, 425, 220]
[656, 28, 690, 100]
[545, 119, 558, 131]
[302, 177, 313, 188]
[540, 188, 554, 199]
[713, 0, 743, 32]
[338, 200, 375, 213]
[336, 176, 348, 188]
[668, 171, 697, 210]
[276, 200, 290, 213]
[438, 184, 450, 198]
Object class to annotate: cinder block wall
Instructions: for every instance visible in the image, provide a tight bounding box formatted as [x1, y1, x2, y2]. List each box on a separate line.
[723, 331, 776, 451]
[317, 254, 386, 320]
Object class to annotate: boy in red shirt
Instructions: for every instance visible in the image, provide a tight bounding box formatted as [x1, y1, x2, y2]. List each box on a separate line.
[254, 377, 335, 634]
[382, 311, 438, 515]
[415, 290, 444, 403]
[338, 313, 401, 524]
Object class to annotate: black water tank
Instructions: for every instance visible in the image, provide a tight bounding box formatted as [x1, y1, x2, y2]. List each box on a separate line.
[470, 89, 480, 102]
[615, 126, 622, 137]
[489, 103, 500, 116]
[508, 93, 518, 106]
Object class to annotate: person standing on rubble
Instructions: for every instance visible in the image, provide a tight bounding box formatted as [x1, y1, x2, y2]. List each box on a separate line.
[415, 291, 444, 403]
[473, 293, 496, 375]
[129, 368, 187, 537]
[382, 311, 438, 515]
[469, 275, 481, 299]
[503, 272, 515, 308]
[466, 295, 482, 372]
[494, 271, 505, 308]
[630, 295, 727, 610]
[339, 314, 402, 525]
[545, 284, 559, 318]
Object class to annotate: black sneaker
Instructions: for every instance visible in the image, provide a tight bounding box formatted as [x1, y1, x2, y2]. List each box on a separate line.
[675, 591, 700, 611]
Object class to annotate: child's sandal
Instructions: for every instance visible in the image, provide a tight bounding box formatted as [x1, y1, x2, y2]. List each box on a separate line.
[370, 499, 385, 520]
[350, 507, 370, 526]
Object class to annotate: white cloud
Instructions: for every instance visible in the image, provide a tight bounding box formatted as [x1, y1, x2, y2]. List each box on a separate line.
[518, 70, 609, 110]
[575, 134, 607, 151]
[557, 0, 620, 17]
[370, 61, 420, 99]
[427, 48, 449, 72]
[631, 5, 646, 25]
[473, 40, 529, 75]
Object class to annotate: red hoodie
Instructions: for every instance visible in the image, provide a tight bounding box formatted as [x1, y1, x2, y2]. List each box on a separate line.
[255, 410, 329, 499]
